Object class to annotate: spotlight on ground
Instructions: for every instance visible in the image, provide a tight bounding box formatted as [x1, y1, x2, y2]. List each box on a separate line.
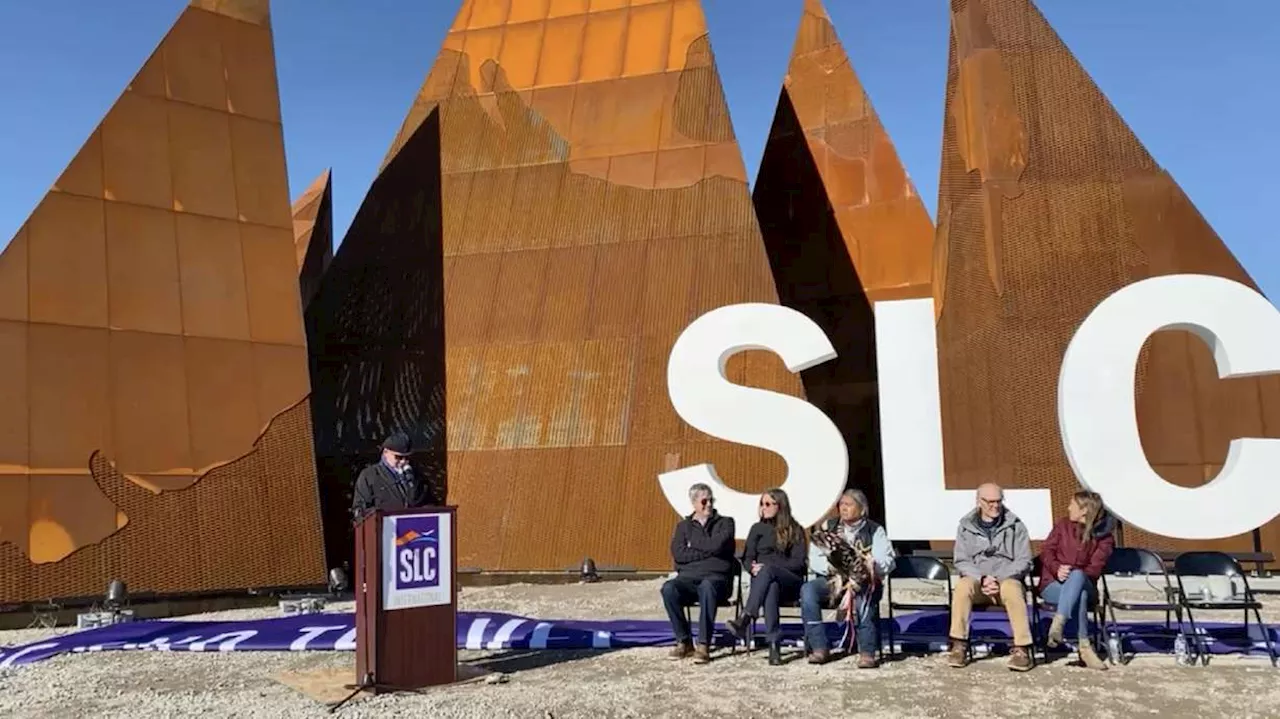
[328, 567, 349, 595]
[580, 557, 600, 583]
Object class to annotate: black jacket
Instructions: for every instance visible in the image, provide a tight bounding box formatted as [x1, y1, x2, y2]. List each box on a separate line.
[669, 512, 737, 581]
[351, 461, 430, 523]
[743, 519, 808, 575]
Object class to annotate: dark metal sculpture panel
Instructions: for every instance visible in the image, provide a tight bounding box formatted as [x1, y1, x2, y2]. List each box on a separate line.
[753, 0, 935, 524]
[934, 0, 1280, 554]
[0, 0, 326, 605]
[305, 113, 448, 569]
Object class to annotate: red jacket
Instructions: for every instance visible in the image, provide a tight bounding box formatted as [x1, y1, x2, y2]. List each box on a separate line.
[1037, 514, 1116, 591]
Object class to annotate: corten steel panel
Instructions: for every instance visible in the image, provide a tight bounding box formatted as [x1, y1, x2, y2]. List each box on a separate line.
[291, 170, 334, 309]
[305, 114, 449, 569]
[932, 0, 1280, 556]
[344, 0, 802, 572]
[751, 0, 935, 526]
[0, 0, 324, 605]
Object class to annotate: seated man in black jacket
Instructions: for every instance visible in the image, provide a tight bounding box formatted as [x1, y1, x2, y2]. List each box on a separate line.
[660, 482, 737, 664]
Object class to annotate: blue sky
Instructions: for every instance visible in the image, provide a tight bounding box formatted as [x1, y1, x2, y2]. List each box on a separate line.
[1, 1, 1276, 298]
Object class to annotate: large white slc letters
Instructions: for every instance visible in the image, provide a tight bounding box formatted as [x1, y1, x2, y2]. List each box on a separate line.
[1059, 274, 1280, 539]
[662, 275, 1280, 543]
[659, 304, 849, 539]
[875, 298, 1054, 539]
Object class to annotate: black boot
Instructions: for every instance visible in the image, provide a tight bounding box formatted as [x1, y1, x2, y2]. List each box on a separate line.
[725, 615, 750, 641]
[768, 641, 782, 666]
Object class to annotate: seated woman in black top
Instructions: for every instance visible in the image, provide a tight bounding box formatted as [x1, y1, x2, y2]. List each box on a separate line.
[726, 488, 808, 665]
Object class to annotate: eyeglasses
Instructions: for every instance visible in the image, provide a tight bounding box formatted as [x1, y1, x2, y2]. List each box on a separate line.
[978, 497, 1003, 506]
[695, 497, 713, 505]
[389, 453, 409, 461]
[759, 500, 777, 507]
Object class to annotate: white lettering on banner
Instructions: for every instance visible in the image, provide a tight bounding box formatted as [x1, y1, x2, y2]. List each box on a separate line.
[875, 299, 1054, 539]
[290, 626, 348, 652]
[334, 627, 357, 651]
[659, 303, 849, 538]
[187, 631, 257, 652]
[662, 276, 1280, 543]
[1059, 274, 1280, 539]
[0, 643, 58, 669]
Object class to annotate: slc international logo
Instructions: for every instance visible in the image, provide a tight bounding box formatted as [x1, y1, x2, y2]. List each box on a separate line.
[394, 515, 440, 590]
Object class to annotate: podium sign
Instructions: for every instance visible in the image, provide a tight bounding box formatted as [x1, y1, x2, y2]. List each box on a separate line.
[354, 506, 457, 692]
[382, 512, 453, 610]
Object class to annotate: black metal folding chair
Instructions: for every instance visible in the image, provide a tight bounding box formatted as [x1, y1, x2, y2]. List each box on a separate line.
[1100, 547, 1183, 665]
[743, 567, 810, 653]
[1028, 556, 1103, 659]
[885, 555, 952, 658]
[1173, 551, 1278, 667]
[681, 560, 745, 654]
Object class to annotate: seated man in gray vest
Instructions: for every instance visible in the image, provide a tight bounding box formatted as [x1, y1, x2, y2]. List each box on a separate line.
[800, 489, 895, 667]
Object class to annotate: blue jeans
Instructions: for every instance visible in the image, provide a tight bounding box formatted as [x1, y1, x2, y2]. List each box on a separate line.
[800, 577, 882, 654]
[1040, 569, 1096, 640]
[661, 576, 730, 645]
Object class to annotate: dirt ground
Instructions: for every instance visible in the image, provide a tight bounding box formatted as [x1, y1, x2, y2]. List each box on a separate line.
[0, 577, 1276, 718]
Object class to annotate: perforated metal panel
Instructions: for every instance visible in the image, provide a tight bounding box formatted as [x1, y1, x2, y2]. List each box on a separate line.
[752, 0, 935, 524]
[291, 170, 334, 309]
[0, 0, 325, 605]
[934, 0, 1280, 555]
[355, 0, 801, 571]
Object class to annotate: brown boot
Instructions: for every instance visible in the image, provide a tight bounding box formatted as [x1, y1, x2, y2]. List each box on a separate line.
[668, 640, 693, 660]
[1007, 646, 1033, 672]
[693, 644, 711, 665]
[1077, 639, 1108, 670]
[807, 648, 830, 665]
[1046, 615, 1066, 648]
[947, 639, 968, 668]
[857, 653, 878, 669]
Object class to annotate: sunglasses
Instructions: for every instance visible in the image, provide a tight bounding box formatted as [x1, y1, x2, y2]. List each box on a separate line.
[388, 453, 410, 461]
[759, 500, 777, 507]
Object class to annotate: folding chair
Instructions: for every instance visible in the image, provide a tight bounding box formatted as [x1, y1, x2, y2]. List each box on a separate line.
[681, 560, 745, 654]
[1100, 547, 1183, 665]
[1173, 551, 1279, 667]
[959, 571, 1039, 666]
[885, 555, 952, 658]
[743, 568, 810, 653]
[1028, 557, 1103, 658]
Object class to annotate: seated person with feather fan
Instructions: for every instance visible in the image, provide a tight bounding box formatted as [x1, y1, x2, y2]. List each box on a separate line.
[801, 489, 895, 667]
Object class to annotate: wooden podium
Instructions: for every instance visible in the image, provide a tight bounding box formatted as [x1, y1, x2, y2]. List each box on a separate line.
[351, 506, 457, 694]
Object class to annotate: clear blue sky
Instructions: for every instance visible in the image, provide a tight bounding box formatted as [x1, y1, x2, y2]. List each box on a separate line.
[1, 1, 1276, 298]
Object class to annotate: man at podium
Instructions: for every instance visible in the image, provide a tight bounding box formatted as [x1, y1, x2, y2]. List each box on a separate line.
[351, 433, 431, 522]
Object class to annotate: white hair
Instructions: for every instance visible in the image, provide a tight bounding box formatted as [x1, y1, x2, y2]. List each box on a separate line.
[688, 483, 713, 501]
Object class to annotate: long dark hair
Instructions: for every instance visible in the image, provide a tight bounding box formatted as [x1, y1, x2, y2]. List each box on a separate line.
[763, 488, 802, 551]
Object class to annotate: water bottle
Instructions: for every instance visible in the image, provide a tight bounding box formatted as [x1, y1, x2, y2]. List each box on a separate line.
[1173, 633, 1190, 665]
[1107, 635, 1122, 663]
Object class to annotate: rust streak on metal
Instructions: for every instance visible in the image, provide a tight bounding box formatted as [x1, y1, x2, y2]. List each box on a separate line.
[0, 0, 325, 604]
[357, 0, 801, 571]
[933, 0, 1280, 556]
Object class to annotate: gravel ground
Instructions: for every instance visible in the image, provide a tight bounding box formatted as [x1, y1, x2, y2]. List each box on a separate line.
[1, 578, 1277, 718]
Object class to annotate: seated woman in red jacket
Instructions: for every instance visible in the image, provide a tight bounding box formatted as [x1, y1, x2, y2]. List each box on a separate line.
[1037, 490, 1116, 670]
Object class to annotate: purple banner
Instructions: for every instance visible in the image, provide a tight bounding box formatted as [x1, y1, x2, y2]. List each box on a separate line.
[0, 610, 1275, 668]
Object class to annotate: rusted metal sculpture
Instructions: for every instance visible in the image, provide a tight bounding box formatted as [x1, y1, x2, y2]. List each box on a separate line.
[752, 0, 936, 522]
[357, 0, 802, 570]
[0, 0, 325, 605]
[292, 169, 334, 309]
[934, 0, 1280, 554]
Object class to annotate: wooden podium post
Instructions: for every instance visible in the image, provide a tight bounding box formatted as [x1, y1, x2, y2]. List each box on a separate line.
[346, 506, 457, 701]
